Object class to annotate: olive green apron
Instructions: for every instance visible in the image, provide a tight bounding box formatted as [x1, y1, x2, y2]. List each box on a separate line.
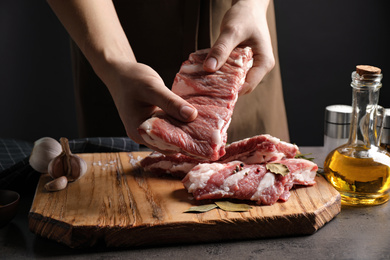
[70, 0, 290, 143]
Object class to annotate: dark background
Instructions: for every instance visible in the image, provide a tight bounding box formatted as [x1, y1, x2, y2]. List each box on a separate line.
[1, 0, 389, 146]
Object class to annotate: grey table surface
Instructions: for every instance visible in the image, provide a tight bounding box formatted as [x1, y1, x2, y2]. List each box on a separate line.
[1, 147, 389, 260]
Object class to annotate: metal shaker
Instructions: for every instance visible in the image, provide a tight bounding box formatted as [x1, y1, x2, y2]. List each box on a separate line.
[380, 108, 390, 151]
[324, 105, 352, 155]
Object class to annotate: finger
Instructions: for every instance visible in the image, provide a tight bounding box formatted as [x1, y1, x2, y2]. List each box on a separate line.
[203, 30, 238, 72]
[239, 66, 266, 96]
[151, 85, 198, 122]
[238, 53, 275, 96]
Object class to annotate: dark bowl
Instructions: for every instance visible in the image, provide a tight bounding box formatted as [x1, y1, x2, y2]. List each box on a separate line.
[0, 190, 20, 228]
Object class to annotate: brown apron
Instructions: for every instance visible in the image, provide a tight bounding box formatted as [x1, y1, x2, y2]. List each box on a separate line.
[70, 0, 290, 143]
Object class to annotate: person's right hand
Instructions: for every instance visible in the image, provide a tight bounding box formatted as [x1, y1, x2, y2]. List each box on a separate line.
[203, 0, 275, 96]
[104, 61, 198, 146]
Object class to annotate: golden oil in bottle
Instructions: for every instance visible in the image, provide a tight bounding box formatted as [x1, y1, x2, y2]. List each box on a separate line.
[324, 145, 390, 205]
[323, 65, 390, 206]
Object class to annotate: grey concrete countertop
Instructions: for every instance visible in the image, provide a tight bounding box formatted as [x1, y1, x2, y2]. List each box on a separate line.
[1, 147, 389, 260]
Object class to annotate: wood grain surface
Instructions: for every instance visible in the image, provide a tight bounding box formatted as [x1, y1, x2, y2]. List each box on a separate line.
[28, 152, 341, 248]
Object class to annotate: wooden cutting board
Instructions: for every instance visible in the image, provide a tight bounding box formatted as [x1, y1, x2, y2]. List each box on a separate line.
[29, 152, 341, 248]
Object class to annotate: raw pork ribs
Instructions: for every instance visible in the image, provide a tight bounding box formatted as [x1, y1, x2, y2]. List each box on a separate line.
[182, 159, 317, 205]
[140, 134, 298, 178]
[140, 134, 317, 206]
[138, 47, 253, 161]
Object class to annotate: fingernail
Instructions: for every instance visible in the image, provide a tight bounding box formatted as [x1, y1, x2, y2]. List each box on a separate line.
[205, 57, 217, 70]
[180, 105, 196, 120]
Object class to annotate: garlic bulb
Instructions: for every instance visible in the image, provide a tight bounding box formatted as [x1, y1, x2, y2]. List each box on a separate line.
[29, 137, 62, 173]
[48, 137, 87, 182]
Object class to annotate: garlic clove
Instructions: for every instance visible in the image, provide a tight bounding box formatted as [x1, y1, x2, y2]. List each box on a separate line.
[48, 137, 87, 182]
[45, 176, 68, 192]
[29, 137, 62, 174]
[67, 155, 87, 182]
[48, 155, 67, 179]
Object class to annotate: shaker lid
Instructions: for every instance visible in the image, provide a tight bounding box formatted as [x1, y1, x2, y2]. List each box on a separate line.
[325, 105, 352, 124]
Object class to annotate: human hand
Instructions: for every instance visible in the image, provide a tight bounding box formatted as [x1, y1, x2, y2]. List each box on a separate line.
[105, 62, 198, 146]
[203, 0, 274, 95]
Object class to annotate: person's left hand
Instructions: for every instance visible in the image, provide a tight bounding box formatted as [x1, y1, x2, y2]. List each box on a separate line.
[203, 0, 274, 95]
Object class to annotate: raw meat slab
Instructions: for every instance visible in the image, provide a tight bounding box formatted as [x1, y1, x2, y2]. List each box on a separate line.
[140, 134, 299, 178]
[139, 47, 253, 161]
[183, 159, 317, 205]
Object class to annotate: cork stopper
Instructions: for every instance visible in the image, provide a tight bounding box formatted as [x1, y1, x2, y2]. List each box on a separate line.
[356, 65, 381, 76]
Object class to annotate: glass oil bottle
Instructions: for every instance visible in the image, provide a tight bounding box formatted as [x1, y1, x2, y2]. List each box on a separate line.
[324, 65, 390, 206]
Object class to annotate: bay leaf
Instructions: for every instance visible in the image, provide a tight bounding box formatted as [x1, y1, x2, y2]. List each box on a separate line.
[266, 163, 290, 176]
[184, 204, 218, 213]
[215, 201, 252, 212]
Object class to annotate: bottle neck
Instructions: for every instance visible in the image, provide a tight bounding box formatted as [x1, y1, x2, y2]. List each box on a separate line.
[348, 72, 383, 147]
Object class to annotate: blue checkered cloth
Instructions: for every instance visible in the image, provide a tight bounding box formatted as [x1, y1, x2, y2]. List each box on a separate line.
[0, 137, 139, 194]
